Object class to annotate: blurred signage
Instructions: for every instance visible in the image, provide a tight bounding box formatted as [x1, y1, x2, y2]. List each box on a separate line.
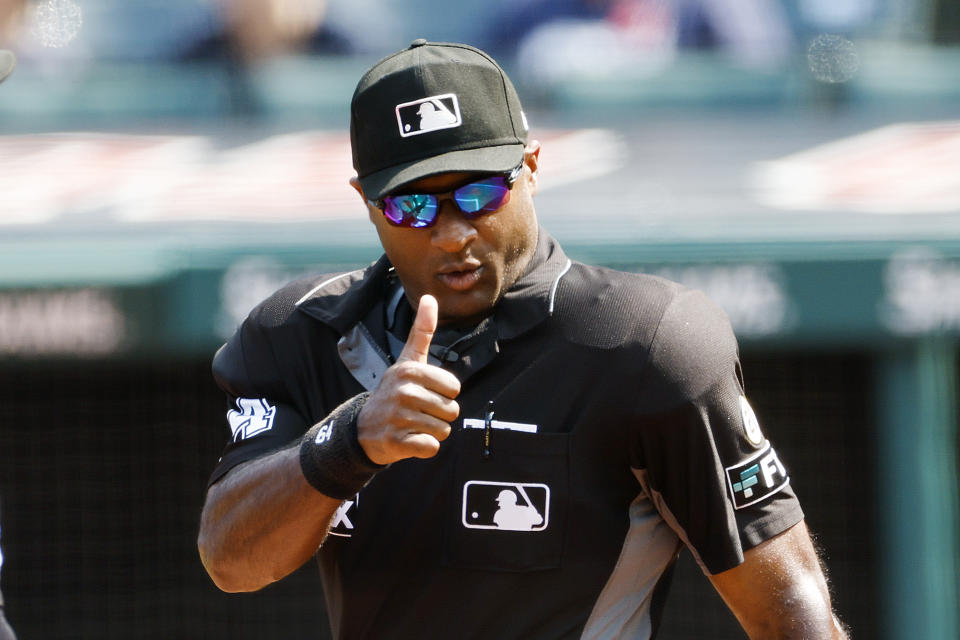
[0, 288, 125, 355]
[648, 263, 791, 337]
[0, 129, 624, 224]
[216, 256, 309, 339]
[2, 250, 960, 357]
[881, 248, 960, 335]
[751, 121, 960, 213]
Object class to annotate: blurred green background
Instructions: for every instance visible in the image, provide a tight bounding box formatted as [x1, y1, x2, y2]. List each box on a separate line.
[0, 0, 958, 637]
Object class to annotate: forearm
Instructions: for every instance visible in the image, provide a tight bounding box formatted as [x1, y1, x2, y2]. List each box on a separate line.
[710, 522, 848, 639]
[743, 610, 848, 639]
[198, 295, 457, 592]
[198, 443, 341, 592]
[740, 576, 848, 639]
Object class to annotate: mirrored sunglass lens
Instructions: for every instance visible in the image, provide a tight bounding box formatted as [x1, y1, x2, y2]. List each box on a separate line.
[454, 177, 509, 214]
[384, 194, 437, 227]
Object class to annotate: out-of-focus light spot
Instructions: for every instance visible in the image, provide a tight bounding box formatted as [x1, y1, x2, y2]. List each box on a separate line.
[30, 0, 83, 49]
[806, 34, 859, 84]
[0, 50, 15, 83]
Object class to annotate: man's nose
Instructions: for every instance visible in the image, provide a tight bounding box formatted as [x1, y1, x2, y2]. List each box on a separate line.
[430, 201, 477, 252]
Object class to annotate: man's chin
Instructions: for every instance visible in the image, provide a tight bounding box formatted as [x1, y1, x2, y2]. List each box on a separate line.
[435, 291, 496, 328]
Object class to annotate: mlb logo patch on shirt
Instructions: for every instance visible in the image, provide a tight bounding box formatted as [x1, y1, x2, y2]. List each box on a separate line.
[461, 481, 550, 532]
[395, 94, 462, 137]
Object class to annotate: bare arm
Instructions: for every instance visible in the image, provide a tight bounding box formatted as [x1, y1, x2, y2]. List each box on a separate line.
[198, 294, 459, 592]
[198, 444, 342, 592]
[709, 520, 848, 639]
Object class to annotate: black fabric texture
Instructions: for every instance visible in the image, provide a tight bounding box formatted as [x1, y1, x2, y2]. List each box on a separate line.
[0, 607, 15, 640]
[207, 230, 805, 639]
[299, 393, 385, 500]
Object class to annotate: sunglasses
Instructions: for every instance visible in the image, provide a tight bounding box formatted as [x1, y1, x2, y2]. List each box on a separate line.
[368, 164, 523, 228]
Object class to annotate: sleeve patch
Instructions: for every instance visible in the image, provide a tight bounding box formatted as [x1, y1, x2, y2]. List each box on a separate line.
[739, 395, 765, 445]
[725, 442, 789, 510]
[227, 398, 277, 442]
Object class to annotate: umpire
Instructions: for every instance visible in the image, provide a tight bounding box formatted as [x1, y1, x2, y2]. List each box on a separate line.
[198, 40, 847, 639]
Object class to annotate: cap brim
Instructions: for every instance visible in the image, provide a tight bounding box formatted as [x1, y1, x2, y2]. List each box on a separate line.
[359, 143, 524, 201]
[0, 50, 16, 85]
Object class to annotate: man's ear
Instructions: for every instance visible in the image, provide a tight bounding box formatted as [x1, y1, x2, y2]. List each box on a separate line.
[349, 176, 379, 224]
[349, 175, 365, 198]
[524, 140, 541, 195]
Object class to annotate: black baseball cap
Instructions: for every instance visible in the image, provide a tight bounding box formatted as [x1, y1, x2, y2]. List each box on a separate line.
[350, 40, 528, 201]
[0, 50, 15, 85]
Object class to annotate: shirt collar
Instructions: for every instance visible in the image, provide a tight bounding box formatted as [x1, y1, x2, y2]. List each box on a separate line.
[296, 228, 572, 340]
[494, 227, 572, 340]
[295, 254, 396, 334]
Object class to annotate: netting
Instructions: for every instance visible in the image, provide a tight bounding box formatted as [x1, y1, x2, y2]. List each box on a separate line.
[0, 351, 877, 638]
[0, 358, 328, 639]
[657, 350, 878, 638]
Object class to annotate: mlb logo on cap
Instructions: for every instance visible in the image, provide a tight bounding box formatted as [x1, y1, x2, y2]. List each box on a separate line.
[396, 93, 462, 137]
[350, 39, 528, 201]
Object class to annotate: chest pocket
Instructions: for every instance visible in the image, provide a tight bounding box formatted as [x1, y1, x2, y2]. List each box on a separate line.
[443, 427, 570, 572]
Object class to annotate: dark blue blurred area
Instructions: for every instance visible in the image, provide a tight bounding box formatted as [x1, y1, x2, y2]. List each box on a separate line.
[0, 0, 955, 130]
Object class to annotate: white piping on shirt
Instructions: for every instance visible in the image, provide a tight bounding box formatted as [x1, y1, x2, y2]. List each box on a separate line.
[295, 270, 363, 307]
[548, 259, 573, 315]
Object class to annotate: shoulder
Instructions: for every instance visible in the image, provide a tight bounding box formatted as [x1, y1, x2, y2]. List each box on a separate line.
[554, 262, 737, 400]
[251, 272, 350, 329]
[211, 269, 366, 396]
[552, 262, 686, 349]
[234, 268, 362, 342]
[647, 283, 738, 402]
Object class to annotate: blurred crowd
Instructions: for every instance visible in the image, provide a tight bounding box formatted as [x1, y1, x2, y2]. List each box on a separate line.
[0, 0, 357, 65]
[0, 0, 887, 70]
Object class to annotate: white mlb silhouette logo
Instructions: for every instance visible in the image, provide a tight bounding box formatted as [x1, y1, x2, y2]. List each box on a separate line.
[395, 94, 462, 137]
[461, 480, 549, 532]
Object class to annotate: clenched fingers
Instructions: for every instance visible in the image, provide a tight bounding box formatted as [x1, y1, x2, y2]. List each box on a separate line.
[389, 359, 461, 402]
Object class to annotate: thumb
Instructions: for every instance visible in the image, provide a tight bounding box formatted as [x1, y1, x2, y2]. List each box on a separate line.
[398, 294, 438, 363]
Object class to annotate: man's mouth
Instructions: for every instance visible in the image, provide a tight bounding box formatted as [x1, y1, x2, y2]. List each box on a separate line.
[437, 264, 483, 292]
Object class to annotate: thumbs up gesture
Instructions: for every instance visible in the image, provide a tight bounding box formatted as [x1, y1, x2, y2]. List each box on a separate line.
[356, 295, 462, 465]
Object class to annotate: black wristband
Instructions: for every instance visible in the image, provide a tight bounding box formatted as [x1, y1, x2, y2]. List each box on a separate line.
[299, 393, 386, 499]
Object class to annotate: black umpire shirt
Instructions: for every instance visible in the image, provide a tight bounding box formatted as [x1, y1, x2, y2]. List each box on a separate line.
[208, 229, 803, 639]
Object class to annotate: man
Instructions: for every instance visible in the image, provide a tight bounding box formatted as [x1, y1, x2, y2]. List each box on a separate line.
[198, 40, 847, 638]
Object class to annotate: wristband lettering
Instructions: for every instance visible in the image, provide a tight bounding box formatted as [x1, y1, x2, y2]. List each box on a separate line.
[299, 393, 386, 499]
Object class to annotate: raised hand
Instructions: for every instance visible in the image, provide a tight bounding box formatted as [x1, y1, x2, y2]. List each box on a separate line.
[356, 295, 461, 465]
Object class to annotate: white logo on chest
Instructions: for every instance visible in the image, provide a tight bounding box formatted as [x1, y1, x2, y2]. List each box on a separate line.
[461, 481, 550, 532]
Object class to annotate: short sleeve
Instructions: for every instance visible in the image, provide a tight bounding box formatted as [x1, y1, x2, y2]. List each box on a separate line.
[206, 312, 311, 486]
[630, 289, 803, 575]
